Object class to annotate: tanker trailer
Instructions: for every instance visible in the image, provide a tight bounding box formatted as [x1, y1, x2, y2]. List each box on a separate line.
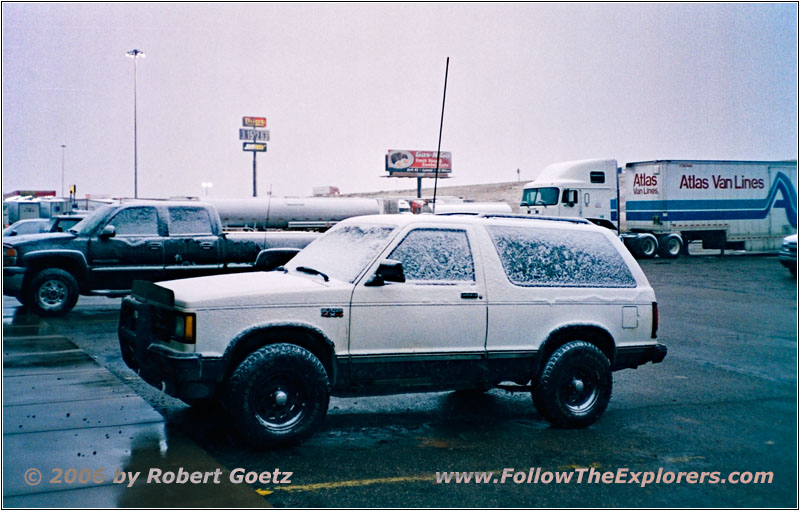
[207, 196, 383, 231]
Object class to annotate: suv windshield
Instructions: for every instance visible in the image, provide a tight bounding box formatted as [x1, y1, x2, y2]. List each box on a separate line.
[286, 223, 397, 283]
[521, 187, 559, 206]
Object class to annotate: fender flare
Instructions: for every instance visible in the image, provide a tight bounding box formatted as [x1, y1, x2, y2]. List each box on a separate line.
[222, 321, 338, 384]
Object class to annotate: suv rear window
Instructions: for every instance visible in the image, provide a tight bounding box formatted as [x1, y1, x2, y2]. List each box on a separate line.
[486, 225, 636, 288]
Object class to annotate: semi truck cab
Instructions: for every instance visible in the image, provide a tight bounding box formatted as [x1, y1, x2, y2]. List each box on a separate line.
[521, 159, 619, 230]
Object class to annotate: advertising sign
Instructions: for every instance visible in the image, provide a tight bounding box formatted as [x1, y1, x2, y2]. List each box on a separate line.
[239, 129, 270, 142]
[243, 142, 267, 152]
[386, 150, 452, 173]
[242, 116, 267, 128]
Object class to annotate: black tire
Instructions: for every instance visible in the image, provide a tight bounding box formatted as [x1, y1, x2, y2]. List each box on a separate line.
[26, 268, 80, 317]
[533, 341, 612, 428]
[636, 235, 658, 259]
[657, 235, 682, 259]
[228, 343, 330, 448]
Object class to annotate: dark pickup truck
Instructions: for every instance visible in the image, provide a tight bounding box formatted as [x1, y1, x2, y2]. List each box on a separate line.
[3, 201, 317, 316]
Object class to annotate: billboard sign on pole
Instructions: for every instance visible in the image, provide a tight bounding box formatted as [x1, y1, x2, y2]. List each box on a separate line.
[386, 150, 452, 173]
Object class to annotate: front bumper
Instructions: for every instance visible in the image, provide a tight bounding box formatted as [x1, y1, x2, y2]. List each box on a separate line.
[778, 249, 796, 270]
[614, 343, 668, 370]
[118, 296, 224, 401]
[3, 267, 25, 296]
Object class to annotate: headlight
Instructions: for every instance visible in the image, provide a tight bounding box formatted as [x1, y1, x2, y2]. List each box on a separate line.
[3, 246, 17, 266]
[172, 312, 196, 344]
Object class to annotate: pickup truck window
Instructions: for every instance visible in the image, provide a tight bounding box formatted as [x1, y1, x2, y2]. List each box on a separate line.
[108, 207, 159, 236]
[487, 225, 636, 288]
[168, 207, 213, 235]
[287, 223, 396, 283]
[388, 228, 474, 283]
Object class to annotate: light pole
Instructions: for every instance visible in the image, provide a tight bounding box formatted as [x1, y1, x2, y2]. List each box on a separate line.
[126, 48, 145, 198]
[60, 144, 66, 198]
[201, 182, 213, 196]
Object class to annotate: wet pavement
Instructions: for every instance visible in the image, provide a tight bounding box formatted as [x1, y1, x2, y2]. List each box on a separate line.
[2, 314, 266, 507]
[2, 254, 797, 507]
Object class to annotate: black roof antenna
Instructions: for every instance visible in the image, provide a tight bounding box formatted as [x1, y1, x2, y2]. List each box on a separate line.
[431, 57, 449, 214]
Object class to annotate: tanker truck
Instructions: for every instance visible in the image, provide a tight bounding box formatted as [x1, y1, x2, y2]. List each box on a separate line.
[206, 196, 389, 231]
[521, 159, 797, 258]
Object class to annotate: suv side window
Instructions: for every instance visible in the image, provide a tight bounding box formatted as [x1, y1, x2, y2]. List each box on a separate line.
[486, 225, 636, 288]
[388, 228, 475, 283]
[108, 207, 159, 236]
[168, 207, 213, 235]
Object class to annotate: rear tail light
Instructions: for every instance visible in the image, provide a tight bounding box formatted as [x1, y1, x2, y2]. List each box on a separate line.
[651, 302, 658, 339]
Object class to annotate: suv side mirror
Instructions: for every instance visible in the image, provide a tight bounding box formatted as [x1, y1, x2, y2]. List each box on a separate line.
[365, 259, 405, 287]
[99, 225, 116, 239]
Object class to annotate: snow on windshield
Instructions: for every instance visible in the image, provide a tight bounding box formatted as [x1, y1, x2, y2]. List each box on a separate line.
[287, 223, 396, 283]
[388, 228, 475, 282]
[487, 225, 636, 288]
[69, 205, 113, 235]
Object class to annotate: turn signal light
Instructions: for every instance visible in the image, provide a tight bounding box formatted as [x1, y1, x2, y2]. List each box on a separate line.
[173, 312, 196, 343]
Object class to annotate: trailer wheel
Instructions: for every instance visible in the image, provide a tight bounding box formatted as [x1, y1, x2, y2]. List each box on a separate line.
[657, 234, 683, 259]
[636, 234, 658, 259]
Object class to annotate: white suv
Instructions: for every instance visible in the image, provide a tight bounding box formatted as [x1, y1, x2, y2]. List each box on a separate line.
[119, 214, 666, 447]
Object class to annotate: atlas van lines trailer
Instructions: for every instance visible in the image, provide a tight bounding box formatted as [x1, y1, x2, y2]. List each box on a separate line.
[521, 159, 797, 258]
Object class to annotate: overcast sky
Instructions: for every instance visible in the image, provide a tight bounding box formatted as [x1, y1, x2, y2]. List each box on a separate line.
[2, 3, 797, 199]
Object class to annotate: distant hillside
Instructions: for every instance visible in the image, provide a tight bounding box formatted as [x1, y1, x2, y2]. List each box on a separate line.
[343, 181, 527, 213]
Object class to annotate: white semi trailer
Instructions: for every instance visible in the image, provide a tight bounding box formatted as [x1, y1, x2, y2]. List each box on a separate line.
[521, 159, 797, 258]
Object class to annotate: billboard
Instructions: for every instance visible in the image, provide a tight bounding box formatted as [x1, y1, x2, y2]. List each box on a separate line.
[386, 150, 452, 173]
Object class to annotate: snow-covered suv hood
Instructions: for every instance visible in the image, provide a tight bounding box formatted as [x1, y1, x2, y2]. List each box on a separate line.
[158, 270, 351, 308]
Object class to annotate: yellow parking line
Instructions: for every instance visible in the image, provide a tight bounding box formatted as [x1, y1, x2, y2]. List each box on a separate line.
[257, 474, 433, 495]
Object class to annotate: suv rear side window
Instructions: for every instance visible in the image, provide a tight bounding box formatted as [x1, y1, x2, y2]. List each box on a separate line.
[486, 225, 636, 288]
[388, 228, 475, 283]
[168, 207, 213, 235]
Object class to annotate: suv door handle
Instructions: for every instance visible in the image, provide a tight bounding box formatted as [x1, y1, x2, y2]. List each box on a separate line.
[149, 242, 162, 250]
[199, 242, 214, 250]
[461, 292, 480, 299]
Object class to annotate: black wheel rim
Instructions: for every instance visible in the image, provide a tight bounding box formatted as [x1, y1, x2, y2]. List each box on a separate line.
[557, 366, 600, 415]
[253, 370, 312, 432]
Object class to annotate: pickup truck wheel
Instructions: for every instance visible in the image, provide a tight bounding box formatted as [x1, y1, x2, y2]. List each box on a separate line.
[228, 343, 330, 448]
[533, 341, 612, 428]
[26, 269, 80, 317]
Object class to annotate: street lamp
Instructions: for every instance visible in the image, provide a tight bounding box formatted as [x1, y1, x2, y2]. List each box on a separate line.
[60, 144, 66, 198]
[126, 48, 145, 198]
[201, 182, 213, 196]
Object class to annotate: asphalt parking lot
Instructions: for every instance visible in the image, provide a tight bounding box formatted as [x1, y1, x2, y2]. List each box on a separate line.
[3, 254, 797, 508]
